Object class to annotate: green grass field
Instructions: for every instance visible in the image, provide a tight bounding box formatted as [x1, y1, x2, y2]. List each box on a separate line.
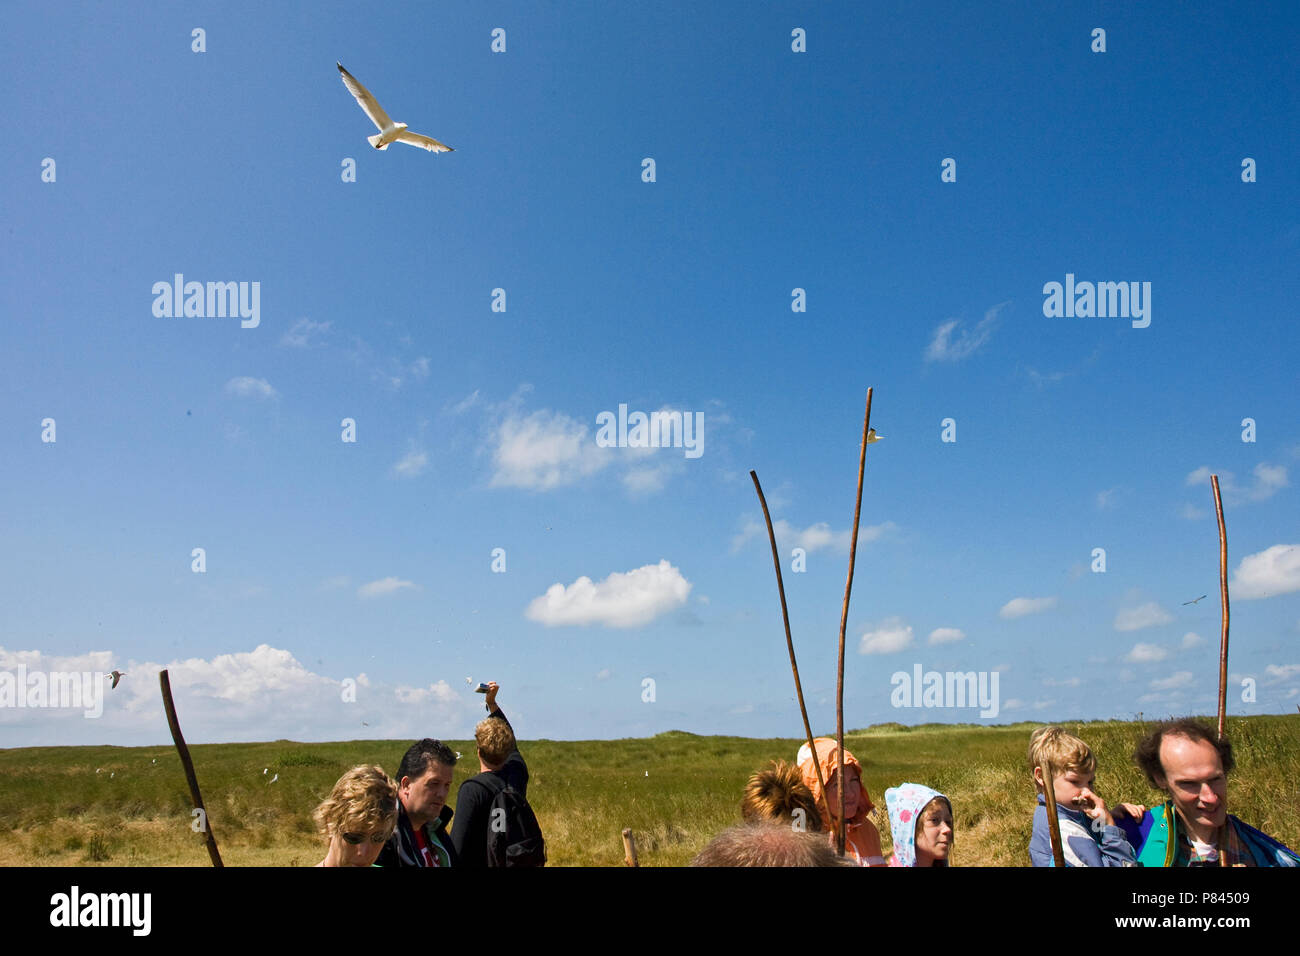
[2, 715, 1295, 866]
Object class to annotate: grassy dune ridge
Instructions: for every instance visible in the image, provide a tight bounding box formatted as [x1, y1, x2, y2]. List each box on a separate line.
[2, 715, 1295, 866]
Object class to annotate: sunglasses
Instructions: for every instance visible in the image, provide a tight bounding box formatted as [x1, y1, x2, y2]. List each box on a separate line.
[341, 831, 389, 845]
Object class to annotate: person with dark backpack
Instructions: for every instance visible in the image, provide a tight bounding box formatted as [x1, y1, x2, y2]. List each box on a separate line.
[450, 682, 546, 867]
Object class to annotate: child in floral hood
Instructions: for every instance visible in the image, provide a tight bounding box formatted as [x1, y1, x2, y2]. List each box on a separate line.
[886, 783, 953, 867]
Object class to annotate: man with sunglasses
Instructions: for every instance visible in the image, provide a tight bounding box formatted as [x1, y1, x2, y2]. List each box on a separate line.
[375, 738, 460, 867]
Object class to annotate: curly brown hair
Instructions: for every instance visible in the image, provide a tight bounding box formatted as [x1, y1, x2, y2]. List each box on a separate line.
[741, 760, 823, 831]
[1133, 717, 1235, 790]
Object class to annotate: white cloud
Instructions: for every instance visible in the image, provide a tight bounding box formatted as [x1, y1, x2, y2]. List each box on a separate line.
[410, 357, 430, 379]
[394, 680, 456, 705]
[1180, 502, 1207, 520]
[525, 559, 691, 628]
[0, 644, 470, 746]
[1150, 671, 1194, 691]
[392, 448, 429, 479]
[928, 627, 966, 645]
[447, 390, 481, 415]
[1125, 642, 1170, 663]
[924, 301, 1008, 363]
[1044, 676, 1081, 687]
[731, 517, 894, 555]
[999, 596, 1057, 620]
[280, 318, 331, 348]
[595, 668, 612, 681]
[1230, 544, 1300, 599]
[1115, 602, 1174, 632]
[1096, 488, 1118, 510]
[1186, 463, 1288, 505]
[858, 617, 914, 655]
[1264, 664, 1300, 683]
[490, 409, 610, 490]
[1181, 632, 1206, 649]
[224, 376, 277, 399]
[358, 577, 418, 599]
[623, 465, 672, 496]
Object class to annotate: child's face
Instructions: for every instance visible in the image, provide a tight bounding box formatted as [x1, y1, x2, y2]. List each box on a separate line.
[913, 798, 953, 864]
[1051, 768, 1097, 810]
[823, 765, 862, 819]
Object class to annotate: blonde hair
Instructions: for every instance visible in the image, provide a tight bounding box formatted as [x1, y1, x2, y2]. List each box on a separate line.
[1027, 726, 1096, 791]
[475, 717, 516, 767]
[313, 764, 399, 840]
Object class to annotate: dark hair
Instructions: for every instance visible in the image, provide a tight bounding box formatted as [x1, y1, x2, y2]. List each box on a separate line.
[1133, 718, 1235, 790]
[396, 738, 458, 784]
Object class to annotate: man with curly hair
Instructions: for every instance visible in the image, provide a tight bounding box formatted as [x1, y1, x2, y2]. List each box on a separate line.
[1122, 717, 1298, 867]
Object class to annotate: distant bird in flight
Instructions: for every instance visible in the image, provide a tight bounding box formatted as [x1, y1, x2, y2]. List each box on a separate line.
[866, 428, 882, 444]
[337, 62, 454, 153]
[1183, 595, 1207, 605]
[107, 670, 126, 689]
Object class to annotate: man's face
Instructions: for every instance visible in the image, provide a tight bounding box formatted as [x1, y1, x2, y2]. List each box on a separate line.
[1157, 735, 1228, 834]
[400, 761, 454, 823]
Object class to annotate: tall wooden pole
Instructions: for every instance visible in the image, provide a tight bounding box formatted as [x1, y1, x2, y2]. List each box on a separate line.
[160, 669, 223, 867]
[835, 388, 873, 856]
[751, 470, 827, 805]
[1212, 475, 1230, 741]
[1040, 759, 1066, 868]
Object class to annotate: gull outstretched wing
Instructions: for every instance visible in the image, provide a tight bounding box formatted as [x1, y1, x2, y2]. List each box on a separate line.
[337, 62, 393, 132]
[397, 129, 454, 153]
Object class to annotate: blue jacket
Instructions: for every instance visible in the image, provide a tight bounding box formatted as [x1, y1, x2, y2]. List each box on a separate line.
[1029, 793, 1137, 867]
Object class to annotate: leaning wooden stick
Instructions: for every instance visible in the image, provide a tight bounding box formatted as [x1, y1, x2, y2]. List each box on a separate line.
[621, 828, 639, 867]
[834, 387, 874, 856]
[750, 469, 828, 806]
[1040, 759, 1066, 868]
[160, 669, 223, 867]
[1212, 474, 1230, 741]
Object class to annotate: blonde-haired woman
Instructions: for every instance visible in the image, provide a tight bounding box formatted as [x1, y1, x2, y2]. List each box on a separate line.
[313, 764, 400, 867]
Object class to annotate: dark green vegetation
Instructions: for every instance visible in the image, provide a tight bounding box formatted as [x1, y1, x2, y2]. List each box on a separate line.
[2, 715, 1295, 866]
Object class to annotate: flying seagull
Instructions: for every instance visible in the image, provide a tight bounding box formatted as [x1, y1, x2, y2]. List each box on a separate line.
[107, 670, 126, 689]
[866, 428, 882, 444]
[1183, 595, 1207, 605]
[337, 62, 454, 153]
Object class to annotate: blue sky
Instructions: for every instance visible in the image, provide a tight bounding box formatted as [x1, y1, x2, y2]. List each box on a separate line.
[2, 1, 1297, 747]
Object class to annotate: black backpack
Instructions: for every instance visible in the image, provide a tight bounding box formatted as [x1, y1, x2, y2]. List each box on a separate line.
[469, 774, 546, 867]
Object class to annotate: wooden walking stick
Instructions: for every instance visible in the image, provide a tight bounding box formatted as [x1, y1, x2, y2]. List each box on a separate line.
[1212, 475, 1230, 741]
[834, 388, 874, 856]
[1039, 759, 1066, 868]
[621, 828, 639, 867]
[160, 669, 223, 867]
[750, 470, 828, 807]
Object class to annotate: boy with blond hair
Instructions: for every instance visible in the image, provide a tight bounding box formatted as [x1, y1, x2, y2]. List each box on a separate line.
[1027, 725, 1145, 866]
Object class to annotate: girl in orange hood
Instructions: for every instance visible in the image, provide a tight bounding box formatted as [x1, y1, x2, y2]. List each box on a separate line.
[797, 738, 886, 866]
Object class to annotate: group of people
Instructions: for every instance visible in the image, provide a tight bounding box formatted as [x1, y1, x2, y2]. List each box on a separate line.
[694, 717, 1298, 867]
[312, 682, 545, 867]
